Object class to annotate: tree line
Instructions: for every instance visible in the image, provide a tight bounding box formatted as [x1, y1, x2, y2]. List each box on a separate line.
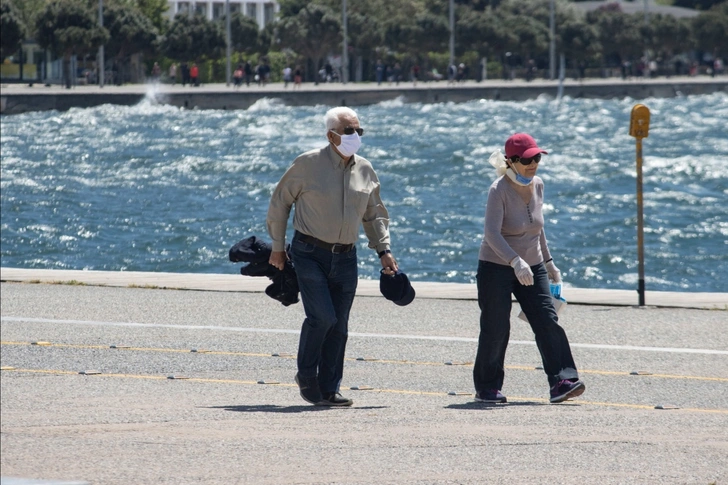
[1, 0, 727, 85]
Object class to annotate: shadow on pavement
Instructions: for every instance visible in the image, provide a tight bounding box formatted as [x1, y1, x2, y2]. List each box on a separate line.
[445, 401, 547, 410]
[206, 404, 389, 413]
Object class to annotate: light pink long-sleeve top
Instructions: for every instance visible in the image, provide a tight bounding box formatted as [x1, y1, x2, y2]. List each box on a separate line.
[478, 175, 552, 266]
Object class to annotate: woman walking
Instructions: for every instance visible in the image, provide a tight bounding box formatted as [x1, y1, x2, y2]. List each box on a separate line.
[473, 133, 585, 404]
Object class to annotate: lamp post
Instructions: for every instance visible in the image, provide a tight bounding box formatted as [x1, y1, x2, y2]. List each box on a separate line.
[226, 0, 231, 86]
[549, 0, 555, 80]
[342, 0, 348, 83]
[98, 0, 104, 88]
[448, 0, 454, 69]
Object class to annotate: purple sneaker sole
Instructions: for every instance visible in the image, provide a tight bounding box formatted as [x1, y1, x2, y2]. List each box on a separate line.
[550, 380, 586, 403]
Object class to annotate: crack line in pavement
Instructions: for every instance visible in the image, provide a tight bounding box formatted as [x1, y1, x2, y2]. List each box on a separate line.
[3, 340, 727, 383]
[2, 367, 727, 415]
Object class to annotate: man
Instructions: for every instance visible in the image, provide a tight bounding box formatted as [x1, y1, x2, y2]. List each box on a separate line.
[267, 107, 398, 407]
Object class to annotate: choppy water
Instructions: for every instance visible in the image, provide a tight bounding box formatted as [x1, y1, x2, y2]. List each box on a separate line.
[1, 92, 727, 292]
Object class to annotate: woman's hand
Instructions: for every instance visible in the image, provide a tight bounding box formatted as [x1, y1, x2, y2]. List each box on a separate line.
[510, 257, 534, 286]
[545, 260, 562, 283]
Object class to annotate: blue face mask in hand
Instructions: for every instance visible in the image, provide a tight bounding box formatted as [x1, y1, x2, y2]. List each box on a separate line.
[506, 166, 533, 186]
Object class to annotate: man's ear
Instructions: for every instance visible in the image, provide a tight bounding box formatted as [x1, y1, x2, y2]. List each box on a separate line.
[327, 130, 338, 145]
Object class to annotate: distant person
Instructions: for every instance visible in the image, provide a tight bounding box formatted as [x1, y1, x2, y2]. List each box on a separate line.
[375, 59, 384, 85]
[262, 60, 271, 85]
[457, 62, 466, 82]
[244, 60, 253, 86]
[151, 62, 161, 83]
[393, 63, 402, 85]
[181, 62, 189, 86]
[448, 63, 457, 84]
[713, 58, 723, 77]
[233, 64, 244, 88]
[282, 66, 292, 88]
[255, 61, 265, 86]
[411, 64, 420, 86]
[190, 63, 199, 87]
[168, 63, 177, 85]
[473, 133, 585, 404]
[294, 65, 303, 89]
[267, 107, 400, 407]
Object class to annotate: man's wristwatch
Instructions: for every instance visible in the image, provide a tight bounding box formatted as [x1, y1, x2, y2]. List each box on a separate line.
[378, 249, 392, 259]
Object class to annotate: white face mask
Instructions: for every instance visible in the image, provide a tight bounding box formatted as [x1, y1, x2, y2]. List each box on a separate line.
[332, 131, 362, 158]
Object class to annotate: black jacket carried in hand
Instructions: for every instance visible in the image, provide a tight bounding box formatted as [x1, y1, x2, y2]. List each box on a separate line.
[229, 236, 299, 306]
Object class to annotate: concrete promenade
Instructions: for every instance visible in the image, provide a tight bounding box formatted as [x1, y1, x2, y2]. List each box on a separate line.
[1, 268, 727, 484]
[1, 267, 727, 310]
[2, 75, 727, 114]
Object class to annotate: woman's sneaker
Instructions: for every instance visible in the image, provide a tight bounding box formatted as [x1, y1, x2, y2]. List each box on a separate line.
[475, 389, 507, 403]
[550, 379, 585, 403]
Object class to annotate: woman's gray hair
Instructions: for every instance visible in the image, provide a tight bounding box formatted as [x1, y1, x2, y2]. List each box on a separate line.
[324, 107, 358, 131]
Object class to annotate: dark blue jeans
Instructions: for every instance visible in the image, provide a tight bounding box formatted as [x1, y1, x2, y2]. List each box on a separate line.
[291, 233, 358, 395]
[473, 260, 579, 391]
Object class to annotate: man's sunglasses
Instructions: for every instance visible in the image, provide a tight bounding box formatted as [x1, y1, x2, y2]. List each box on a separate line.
[511, 154, 541, 165]
[340, 127, 364, 136]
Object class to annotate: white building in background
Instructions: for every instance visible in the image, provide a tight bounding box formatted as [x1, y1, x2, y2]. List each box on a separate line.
[166, 1, 279, 29]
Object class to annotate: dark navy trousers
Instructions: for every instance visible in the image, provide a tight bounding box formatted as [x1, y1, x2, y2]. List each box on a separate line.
[473, 260, 579, 391]
[291, 233, 358, 395]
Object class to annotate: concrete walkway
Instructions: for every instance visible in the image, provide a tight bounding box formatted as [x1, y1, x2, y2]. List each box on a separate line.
[2, 76, 726, 114]
[1, 274, 727, 485]
[1, 267, 726, 310]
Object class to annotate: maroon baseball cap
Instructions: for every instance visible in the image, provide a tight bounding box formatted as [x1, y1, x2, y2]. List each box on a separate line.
[505, 133, 548, 159]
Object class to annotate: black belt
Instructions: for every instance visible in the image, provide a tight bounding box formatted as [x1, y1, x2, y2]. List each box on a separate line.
[295, 231, 354, 254]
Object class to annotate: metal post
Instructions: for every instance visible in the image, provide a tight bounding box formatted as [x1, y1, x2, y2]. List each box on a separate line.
[98, 0, 104, 88]
[644, 0, 649, 24]
[629, 104, 650, 307]
[225, 0, 231, 86]
[449, 0, 454, 69]
[342, 0, 348, 83]
[549, 0, 555, 80]
[635, 137, 645, 306]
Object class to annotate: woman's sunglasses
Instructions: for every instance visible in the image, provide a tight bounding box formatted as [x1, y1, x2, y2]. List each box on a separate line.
[510, 154, 541, 165]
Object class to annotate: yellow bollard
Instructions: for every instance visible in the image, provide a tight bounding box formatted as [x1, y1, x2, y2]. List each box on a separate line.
[629, 104, 650, 306]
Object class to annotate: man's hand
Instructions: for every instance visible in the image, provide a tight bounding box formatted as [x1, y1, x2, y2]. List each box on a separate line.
[380, 253, 398, 275]
[269, 251, 288, 271]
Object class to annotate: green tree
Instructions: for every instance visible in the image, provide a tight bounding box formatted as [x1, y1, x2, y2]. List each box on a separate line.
[277, 3, 341, 76]
[587, 8, 644, 67]
[103, 0, 159, 82]
[1, 0, 25, 59]
[692, 2, 728, 56]
[558, 17, 601, 67]
[135, 0, 168, 33]
[644, 14, 693, 61]
[35, 0, 109, 87]
[228, 11, 259, 55]
[161, 13, 225, 63]
[457, 7, 517, 59]
[4, 0, 45, 40]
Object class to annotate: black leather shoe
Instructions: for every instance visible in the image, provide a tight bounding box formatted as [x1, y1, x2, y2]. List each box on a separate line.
[316, 392, 353, 407]
[295, 373, 323, 405]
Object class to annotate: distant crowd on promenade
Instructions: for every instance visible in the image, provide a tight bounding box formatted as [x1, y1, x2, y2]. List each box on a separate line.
[143, 55, 726, 90]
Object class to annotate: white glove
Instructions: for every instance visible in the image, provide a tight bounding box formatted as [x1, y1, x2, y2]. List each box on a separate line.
[545, 260, 562, 283]
[510, 257, 534, 286]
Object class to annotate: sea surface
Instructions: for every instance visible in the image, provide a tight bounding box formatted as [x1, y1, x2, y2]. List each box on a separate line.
[1, 92, 727, 292]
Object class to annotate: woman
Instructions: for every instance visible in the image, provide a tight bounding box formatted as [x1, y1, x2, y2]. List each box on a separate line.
[473, 133, 585, 404]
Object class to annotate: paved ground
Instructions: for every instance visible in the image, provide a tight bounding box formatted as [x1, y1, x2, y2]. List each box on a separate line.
[1, 269, 727, 484]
